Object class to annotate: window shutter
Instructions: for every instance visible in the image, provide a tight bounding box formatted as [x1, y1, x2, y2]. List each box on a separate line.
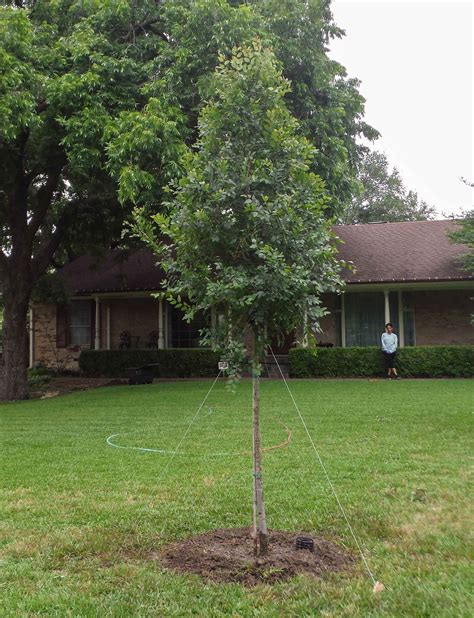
[56, 305, 69, 348]
[90, 300, 96, 349]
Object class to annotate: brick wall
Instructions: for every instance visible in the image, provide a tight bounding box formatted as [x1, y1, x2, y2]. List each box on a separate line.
[412, 290, 473, 345]
[300, 289, 473, 348]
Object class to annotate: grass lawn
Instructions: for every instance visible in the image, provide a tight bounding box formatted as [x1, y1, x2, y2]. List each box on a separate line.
[0, 378, 472, 617]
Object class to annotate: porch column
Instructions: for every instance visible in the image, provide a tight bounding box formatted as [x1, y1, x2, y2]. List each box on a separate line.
[29, 307, 34, 368]
[158, 298, 165, 349]
[94, 296, 101, 350]
[384, 290, 390, 324]
[106, 305, 111, 350]
[398, 290, 405, 347]
[341, 294, 346, 348]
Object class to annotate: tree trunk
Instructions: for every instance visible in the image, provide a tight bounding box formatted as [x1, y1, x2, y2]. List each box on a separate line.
[252, 346, 268, 556]
[0, 292, 30, 401]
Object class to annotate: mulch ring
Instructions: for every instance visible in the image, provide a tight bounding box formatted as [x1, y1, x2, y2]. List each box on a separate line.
[157, 527, 356, 586]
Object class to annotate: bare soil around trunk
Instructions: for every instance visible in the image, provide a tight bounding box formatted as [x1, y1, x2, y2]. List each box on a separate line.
[157, 527, 355, 585]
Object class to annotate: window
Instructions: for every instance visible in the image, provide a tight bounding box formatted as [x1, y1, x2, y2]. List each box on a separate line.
[169, 306, 209, 348]
[345, 292, 385, 347]
[342, 291, 416, 348]
[69, 301, 92, 346]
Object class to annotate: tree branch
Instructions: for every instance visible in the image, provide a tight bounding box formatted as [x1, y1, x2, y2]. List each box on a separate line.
[31, 201, 84, 278]
[7, 130, 30, 238]
[27, 162, 65, 243]
[119, 16, 169, 43]
[36, 99, 48, 114]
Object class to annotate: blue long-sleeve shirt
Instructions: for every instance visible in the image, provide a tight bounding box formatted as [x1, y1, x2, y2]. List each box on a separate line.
[381, 332, 398, 353]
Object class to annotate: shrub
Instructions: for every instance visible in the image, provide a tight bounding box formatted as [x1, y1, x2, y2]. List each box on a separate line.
[79, 349, 221, 378]
[397, 346, 474, 378]
[288, 346, 474, 378]
[28, 363, 56, 388]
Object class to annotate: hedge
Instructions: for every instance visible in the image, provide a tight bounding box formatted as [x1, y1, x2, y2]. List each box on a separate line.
[289, 346, 474, 378]
[79, 349, 221, 378]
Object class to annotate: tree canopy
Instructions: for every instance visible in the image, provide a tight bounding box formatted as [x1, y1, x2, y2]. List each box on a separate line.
[342, 150, 436, 224]
[147, 40, 343, 366]
[1, 0, 375, 277]
[126, 0, 378, 216]
[0, 0, 375, 400]
[0, 0, 184, 272]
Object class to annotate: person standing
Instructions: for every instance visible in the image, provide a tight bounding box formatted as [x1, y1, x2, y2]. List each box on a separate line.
[381, 322, 401, 379]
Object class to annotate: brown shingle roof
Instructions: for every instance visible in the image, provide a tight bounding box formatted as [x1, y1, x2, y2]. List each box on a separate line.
[334, 220, 472, 284]
[59, 248, 165, 294]
[58, 220, 472, 295]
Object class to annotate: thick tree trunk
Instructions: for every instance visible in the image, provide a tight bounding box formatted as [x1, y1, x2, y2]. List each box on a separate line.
[252, 344, 268, 556]
[0, 292, 30, 401]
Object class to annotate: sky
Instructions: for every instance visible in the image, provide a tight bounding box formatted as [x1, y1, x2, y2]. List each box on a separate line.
[330, 0, 473, 217]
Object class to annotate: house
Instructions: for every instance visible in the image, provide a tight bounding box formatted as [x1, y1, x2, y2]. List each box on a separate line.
[30, 220, 473, 370]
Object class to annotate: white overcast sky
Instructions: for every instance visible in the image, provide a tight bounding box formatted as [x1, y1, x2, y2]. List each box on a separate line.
[330, 0, 473, 217]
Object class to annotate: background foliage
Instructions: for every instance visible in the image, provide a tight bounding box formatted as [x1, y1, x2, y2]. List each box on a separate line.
[449, 209, 474, 276]
[342, 150, 436, 224]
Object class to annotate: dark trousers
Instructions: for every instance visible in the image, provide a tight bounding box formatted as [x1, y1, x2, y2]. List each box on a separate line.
[383, 351, 396, 369]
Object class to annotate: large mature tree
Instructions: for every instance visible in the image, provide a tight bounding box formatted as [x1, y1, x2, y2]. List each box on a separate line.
[0, 1, 184, 400]
[1, 0, 375, 400]
[142, 42, 343, 555]
[342, 150, 436, 224]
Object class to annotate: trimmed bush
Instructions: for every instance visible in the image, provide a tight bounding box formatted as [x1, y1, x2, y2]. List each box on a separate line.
[79, 349, 221, 378]
[289, 346, 474, 378]
[397, 346, 474, 378]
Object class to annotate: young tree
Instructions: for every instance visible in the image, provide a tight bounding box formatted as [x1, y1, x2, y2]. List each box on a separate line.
[144, 42, 343, 555]
[342, 150, 436, 224]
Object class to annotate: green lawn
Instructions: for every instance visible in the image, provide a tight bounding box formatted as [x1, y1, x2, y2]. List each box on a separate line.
[0, 379, 472, 617]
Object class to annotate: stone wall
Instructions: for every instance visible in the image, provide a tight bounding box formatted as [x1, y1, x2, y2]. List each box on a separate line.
[32, 303, 82, 371]
[32, 297, 163, 371]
